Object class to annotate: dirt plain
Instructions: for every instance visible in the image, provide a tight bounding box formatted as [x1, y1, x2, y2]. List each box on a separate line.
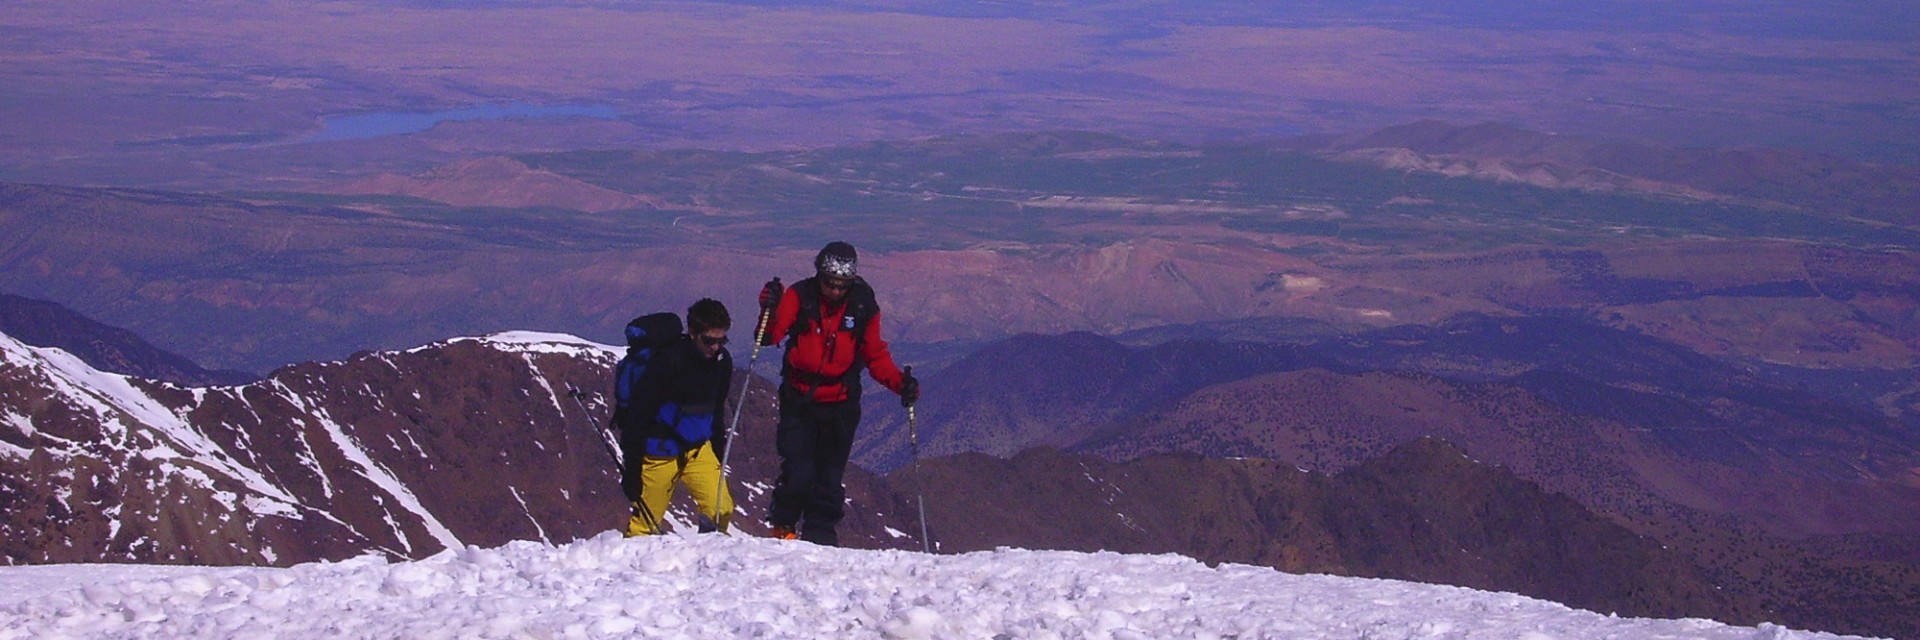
[3, 0, 1915, 189]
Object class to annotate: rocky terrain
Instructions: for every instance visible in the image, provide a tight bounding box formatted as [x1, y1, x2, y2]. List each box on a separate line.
[895, 441, 1755, 624]
[2, 330, 620, 565]
[0, 325, 1767, 630]
[854, 320, 1920, 638]
[860, 318, 1920, 537]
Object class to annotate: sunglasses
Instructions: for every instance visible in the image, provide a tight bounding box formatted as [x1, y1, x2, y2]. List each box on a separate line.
[697, 334, 729, 347]
[822, 278, 851, 292]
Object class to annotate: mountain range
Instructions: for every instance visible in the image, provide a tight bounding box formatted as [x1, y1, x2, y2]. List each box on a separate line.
[851, 315, 1920, 638]
[859, 316, 1919, 534]
[902, 441, 1752, 624]
[0, 293, 253, 387]
[3, 299, 1916, 637]
[0, 326, 1748, 624]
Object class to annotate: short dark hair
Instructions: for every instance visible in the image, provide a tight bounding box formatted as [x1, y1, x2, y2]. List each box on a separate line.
[687, 298, 731, 333]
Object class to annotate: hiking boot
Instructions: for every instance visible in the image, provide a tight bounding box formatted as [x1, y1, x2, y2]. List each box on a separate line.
[769, 525, 799, 540]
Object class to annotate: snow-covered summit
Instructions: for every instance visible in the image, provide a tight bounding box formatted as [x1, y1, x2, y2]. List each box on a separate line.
[433, 331, 624, 361]
[0, 533, 1871, 640]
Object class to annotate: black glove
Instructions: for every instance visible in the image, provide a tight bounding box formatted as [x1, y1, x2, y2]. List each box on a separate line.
[900, 368, 920, 407]
[758, 278, 784, 310]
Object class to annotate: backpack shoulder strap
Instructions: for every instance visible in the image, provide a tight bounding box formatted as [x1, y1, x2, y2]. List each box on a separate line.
[789, 277, 820, 345]
[845, 278, 879, 328]
[614, 348, 644, 410]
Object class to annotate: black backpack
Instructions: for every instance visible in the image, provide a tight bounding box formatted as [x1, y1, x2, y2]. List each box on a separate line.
[613, 312, 683, 428]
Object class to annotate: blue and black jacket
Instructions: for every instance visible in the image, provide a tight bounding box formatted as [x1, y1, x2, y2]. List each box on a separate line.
[619, 335, 733, 459]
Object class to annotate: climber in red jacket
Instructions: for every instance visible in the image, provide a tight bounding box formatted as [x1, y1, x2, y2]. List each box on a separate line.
[756, 241, 919, 546]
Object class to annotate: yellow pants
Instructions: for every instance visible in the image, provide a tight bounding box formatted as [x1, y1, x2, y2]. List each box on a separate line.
[626, 442, 735, 536]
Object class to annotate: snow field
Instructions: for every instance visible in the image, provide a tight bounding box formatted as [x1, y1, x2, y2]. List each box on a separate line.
[0, 532, 1874, 640]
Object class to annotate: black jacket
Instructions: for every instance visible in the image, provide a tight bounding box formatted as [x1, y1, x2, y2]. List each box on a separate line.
[622, 335, 733, 458]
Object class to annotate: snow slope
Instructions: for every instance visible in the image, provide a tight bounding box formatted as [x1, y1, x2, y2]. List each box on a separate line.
[0, 534, 1875, 640]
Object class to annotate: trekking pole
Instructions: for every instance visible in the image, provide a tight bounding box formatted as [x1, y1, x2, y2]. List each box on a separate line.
[906, 366, 931, 553]
[713, 279, 779, 531]
[565, 382, 622, 469]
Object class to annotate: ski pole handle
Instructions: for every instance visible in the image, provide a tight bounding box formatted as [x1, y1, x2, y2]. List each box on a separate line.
[757, 277, 784, 307]
[753, 279, 778, 346]
[900, 365, 918, 408]
[906, 379, 918, 453]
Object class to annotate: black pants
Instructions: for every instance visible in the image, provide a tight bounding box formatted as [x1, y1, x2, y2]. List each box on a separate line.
[768, 384, 861, 546]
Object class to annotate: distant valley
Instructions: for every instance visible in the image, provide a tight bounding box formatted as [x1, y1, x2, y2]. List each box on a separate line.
[3, 126, 1915, 379]
[5, 1, 1915, 188]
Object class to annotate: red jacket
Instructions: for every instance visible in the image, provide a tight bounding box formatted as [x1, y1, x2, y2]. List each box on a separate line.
[762, 277, 906, 404]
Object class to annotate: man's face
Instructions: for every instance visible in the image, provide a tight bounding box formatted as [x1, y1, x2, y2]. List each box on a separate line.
[819, 275, 852, 303]
[694, 327, 729, 359]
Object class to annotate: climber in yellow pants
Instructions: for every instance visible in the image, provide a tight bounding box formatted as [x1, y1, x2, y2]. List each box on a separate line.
[617, 299, 738, 536]
[628, 441, 734, 536]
